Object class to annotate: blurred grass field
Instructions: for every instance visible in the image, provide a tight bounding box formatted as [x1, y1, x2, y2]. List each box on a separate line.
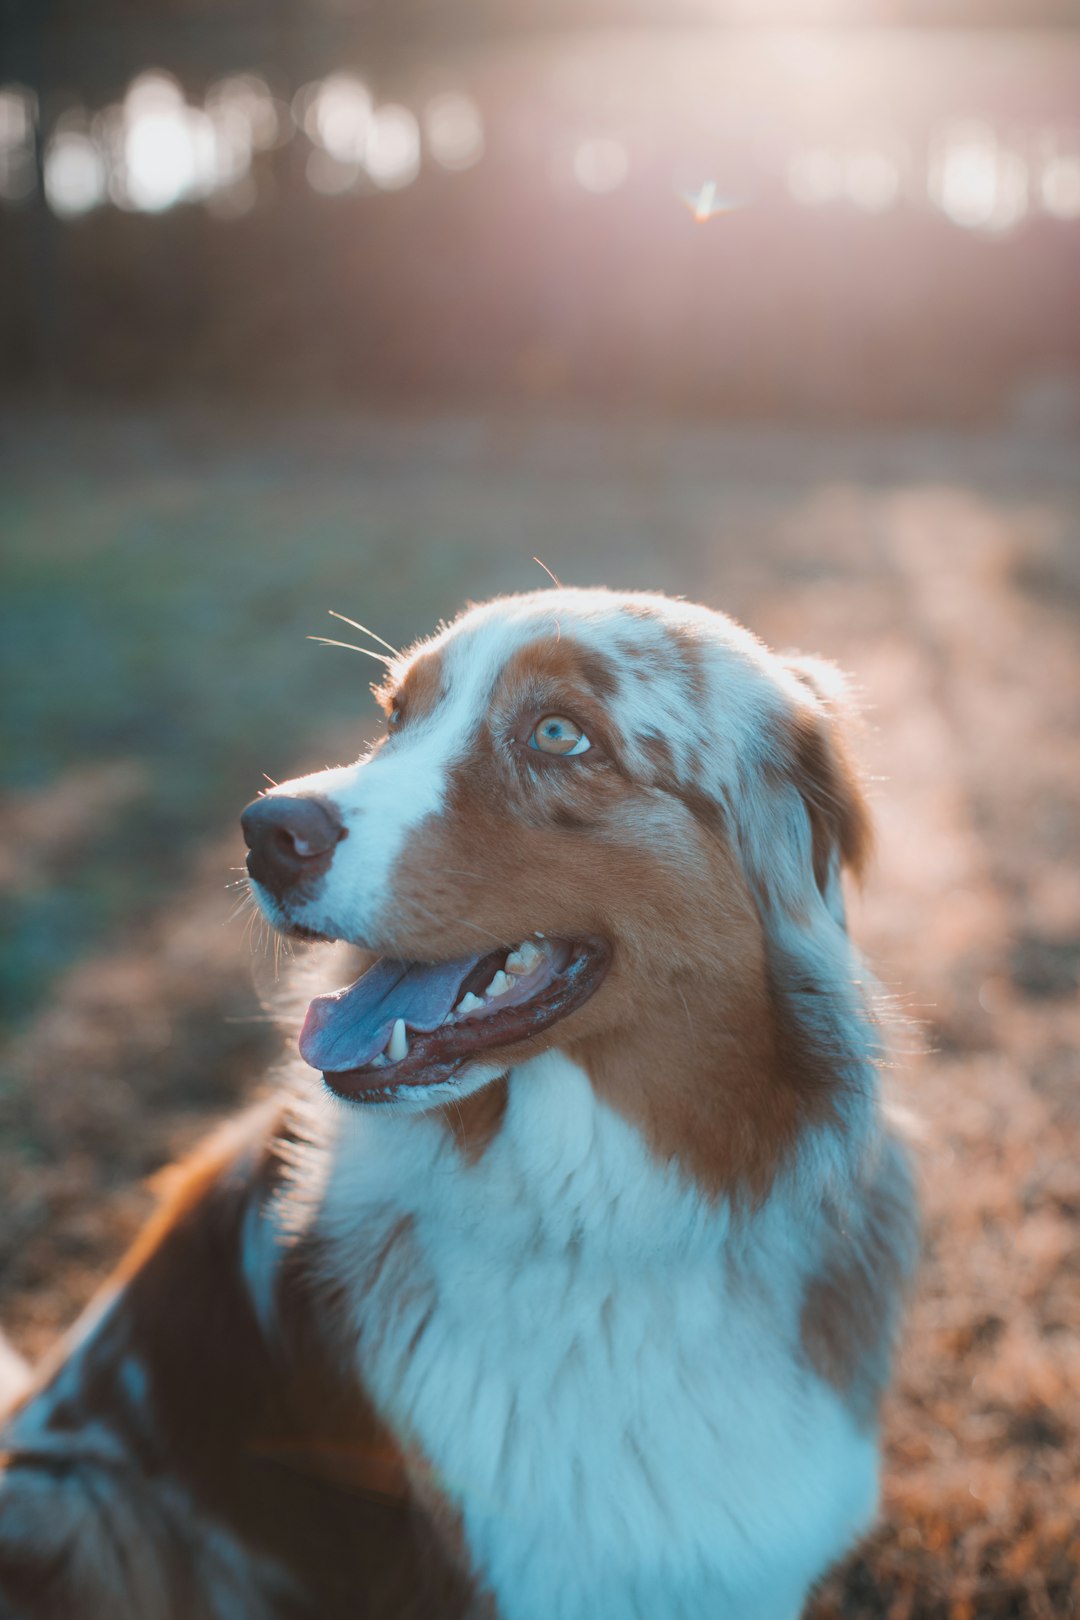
[1, 405, 1079, 1617]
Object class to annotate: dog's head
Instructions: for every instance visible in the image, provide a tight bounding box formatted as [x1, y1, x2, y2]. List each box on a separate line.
[244, 589, 875, 1197]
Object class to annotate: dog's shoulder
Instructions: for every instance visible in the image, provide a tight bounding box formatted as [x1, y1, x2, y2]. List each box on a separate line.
[0, 1096, 481, 1620]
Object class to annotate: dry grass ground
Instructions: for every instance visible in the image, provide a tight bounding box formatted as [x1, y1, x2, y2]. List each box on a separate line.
[1, 406, 1078, 1616]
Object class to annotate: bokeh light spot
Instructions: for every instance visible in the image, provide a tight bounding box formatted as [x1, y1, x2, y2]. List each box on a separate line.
[308, 74, 371, 165]
[44, 130, 107, 217]
[424, 93, 484, 171]
[573, 137, 629, 194]
[118, 72, 215, 213]
[365, 104, 420, 191]
[205, 75, 282, 152]
[929, 121, 1028, 234]
[1039, 134, 1080, 220]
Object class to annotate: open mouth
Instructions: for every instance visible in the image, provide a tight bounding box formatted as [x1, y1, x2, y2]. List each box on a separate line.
[300, 935, 610, 1104]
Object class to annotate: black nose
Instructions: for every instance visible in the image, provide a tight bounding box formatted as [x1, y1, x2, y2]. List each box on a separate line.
[241, 795, 346, 898]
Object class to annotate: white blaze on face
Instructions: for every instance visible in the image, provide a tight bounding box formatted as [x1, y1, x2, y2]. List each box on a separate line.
[251, 588, 793, 951]
[256, 744, 447, 947]
[256, 604, 542, 948]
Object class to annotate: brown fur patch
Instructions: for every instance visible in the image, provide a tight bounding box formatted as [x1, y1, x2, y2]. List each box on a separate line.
[638, 730, 678, 782]
[670, 780, 729, 842]
[574, 647, 621, 702]
[114, 1108, 276, 1284]
[549, 804, 598, 832]
[376, 647, 447, 728]
[787, 705, 873, 894]
[778, 660, 873, 894]
[384, 706, 824, 1201]
[496, 636, 623, 723]
[669, 621, 710, 707]
[800, 1135, 918, 1428]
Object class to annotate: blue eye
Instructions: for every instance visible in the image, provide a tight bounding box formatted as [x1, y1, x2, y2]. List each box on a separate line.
[528, 715, 591, 756]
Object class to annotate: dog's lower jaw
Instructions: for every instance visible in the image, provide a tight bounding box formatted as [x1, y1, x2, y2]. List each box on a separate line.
[323, 1057, 509, 1114]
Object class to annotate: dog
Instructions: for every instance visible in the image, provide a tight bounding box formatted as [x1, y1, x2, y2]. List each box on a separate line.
[0, 588, 917, 1619]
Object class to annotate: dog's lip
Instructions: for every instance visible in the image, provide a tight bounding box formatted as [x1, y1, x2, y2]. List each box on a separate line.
[308, 937, 612, 1104]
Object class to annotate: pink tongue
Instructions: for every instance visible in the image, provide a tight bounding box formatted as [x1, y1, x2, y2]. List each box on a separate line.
[298, 952, 487, 1073]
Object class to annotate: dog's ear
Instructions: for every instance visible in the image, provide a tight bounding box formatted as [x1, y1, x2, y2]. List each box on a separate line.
[733, 653, 871, 932]
[780, 655, 872, 926]
[729, 654, 880, 1124]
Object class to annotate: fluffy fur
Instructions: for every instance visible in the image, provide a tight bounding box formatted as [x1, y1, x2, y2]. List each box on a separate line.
[0, 588, 917, 1619]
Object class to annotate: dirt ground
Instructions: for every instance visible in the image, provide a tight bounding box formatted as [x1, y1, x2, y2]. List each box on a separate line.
[2, 406, 1078, 1616]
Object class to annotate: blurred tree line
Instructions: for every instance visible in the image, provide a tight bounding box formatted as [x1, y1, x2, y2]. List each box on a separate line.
[2, 0, 1079, 420]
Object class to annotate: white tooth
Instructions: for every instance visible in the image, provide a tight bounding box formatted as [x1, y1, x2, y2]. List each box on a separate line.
[456, 992, 484, 1016]
[387, 1018, 408, 1062]
[370, 1053, 388, 1068]
[485, 970, 512, 999]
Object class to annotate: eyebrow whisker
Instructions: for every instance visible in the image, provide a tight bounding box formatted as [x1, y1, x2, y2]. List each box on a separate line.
[328, 611, 400, 658]
[532, 555, 563, 589]
[308, 636, 394, 666]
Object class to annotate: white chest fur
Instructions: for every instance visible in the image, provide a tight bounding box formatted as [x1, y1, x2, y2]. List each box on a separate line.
[318, 1056, 878, 1620]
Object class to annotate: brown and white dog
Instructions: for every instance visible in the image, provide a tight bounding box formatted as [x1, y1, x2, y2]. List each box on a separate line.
[0, 588, 917, 1620]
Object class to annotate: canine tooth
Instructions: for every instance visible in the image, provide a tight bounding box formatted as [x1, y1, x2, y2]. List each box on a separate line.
[485, 970, 512, 999]
[506, 942, 541, 973]
[456, 992, 484, 1015]
[387, 1018, 408, 1062]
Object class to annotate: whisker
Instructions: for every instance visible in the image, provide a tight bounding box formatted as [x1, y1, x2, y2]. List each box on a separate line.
[308, 636, 393, 666]
[262, 773, 279, 788]
[328, 611, 400, 658]
[247, 909, 275, 961]
[225, 881, 255, 912]
[532, 555, 563, 589]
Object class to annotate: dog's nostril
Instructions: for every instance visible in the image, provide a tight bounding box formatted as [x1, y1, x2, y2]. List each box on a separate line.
[273, 825, 305, 859]
[240, 795, 346, 897]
